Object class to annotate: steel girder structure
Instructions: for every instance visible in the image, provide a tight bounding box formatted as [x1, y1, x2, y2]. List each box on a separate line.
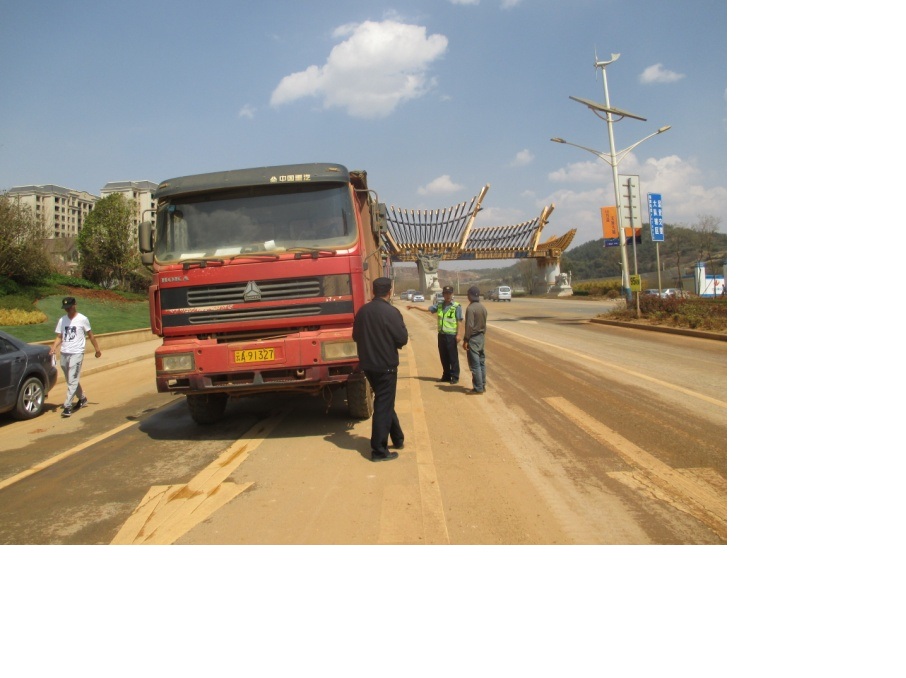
[381, 185, 576, 263]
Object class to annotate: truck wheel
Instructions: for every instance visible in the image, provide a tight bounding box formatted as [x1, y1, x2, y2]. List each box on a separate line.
[347, 375, 373, 419]
[14, 376, 45, 420]
[186, 393, 228, 425]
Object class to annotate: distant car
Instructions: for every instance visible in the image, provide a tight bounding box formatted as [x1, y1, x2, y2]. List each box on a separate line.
[661, 288, 691, 299]
[642, 289, 661, 296]
[490, 286, 512, 302]
[412, 292, 425, 302]
[0, 329, 57, 420]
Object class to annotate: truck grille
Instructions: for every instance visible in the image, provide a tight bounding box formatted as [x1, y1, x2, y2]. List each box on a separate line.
[189, 304, 323, 324]
[187, 278, 321, 305]
[159, 274, 353, 329]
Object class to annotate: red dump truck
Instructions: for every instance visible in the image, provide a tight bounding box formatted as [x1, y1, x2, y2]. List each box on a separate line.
[138, 163, 387, 424]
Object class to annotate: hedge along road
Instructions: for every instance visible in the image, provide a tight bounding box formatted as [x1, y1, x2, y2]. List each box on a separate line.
[0, 296, 726, 544]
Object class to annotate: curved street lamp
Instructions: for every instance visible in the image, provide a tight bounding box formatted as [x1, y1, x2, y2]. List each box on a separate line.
[551, 126, 671, 167]
[550, 124, 671, 307]
[552, 52, 670, 306]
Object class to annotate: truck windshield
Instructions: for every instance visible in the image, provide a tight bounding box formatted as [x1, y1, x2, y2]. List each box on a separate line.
[154, 183, 356, 262]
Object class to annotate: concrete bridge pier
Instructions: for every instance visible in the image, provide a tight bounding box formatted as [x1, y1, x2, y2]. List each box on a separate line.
[416, 253, 443, 295]
[540, 260, 573, 297]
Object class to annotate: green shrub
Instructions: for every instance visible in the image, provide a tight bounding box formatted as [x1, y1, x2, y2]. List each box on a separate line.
[607, 294, 726, 332]
[573, 279, 623, 296]
[0, 293, 37, 311]
[46, 273, 101, 290]
[0, 277, 21, 296]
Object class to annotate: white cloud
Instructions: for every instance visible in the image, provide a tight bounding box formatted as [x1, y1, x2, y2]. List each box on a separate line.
[639, 63, 685, 84]
[417, 175, 464, 195]
[501, 0, 523, 8]
[270, 20, 448, 118]
[544, 152, 727, 246]
[238, 104, 256, 119]
[449, 0, 480, 5]
[473, 205, 528, 227]
[510, 149, 534, 167]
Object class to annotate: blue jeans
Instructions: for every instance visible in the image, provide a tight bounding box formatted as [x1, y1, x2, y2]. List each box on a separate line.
[466, 334, 485, 392]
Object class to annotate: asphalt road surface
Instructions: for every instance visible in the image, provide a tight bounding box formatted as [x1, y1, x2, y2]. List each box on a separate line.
[0, 297, 726, 544]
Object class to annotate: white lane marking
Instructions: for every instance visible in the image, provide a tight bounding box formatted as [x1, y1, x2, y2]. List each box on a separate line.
[544, 396, 726, 541]
[491, 322, 726, 409]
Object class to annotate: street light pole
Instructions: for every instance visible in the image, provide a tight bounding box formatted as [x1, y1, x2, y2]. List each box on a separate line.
[551, 126, 670, 300]
[597, 54, 633, 304]
[551, 52, 671, 307]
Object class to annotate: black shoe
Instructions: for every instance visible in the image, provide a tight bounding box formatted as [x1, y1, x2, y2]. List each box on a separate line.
[469, 389, 485, 394]
[438, 376, 450, 383]
[78, 396, 88, 409]
[450, 378, 459, 384]
[371, 451, 399, 462]
[62, 407, 72, 418]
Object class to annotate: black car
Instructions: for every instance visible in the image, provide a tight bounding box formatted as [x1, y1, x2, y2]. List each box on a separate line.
[0, 329, 57, 420]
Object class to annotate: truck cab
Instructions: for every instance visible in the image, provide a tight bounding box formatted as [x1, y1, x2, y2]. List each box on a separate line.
[138, 163, 387, 424]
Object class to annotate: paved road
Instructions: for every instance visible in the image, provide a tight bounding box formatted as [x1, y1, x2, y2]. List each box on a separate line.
[0, 297, 726, 544]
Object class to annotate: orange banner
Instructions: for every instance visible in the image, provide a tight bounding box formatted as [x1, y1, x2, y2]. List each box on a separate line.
[600, 206, 618, 240]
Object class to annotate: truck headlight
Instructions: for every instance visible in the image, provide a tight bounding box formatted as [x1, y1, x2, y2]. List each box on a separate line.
[160, 353, 195, 372]
[321, 340, 357, 361]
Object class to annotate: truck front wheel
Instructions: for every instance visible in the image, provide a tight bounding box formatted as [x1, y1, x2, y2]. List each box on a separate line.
[186, 393, 228, 425]
[346, 375, 373, 419]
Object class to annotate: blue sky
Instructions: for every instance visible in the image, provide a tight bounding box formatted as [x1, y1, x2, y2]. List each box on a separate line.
[0, 0, 726, 261]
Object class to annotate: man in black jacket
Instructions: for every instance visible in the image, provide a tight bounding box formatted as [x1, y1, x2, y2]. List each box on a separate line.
[353, 277, 409, 462]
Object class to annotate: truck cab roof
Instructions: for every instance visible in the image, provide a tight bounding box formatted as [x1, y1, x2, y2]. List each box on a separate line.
[155, 163, 361, 200]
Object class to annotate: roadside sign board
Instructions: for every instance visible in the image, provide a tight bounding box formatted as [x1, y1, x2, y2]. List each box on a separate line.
[600, 206, 619, 247]
[630, 274, 641, 291]
[647, 193, 664, 242]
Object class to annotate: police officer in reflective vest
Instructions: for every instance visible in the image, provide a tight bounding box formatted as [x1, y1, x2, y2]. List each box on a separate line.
[408, 285, 463, 384]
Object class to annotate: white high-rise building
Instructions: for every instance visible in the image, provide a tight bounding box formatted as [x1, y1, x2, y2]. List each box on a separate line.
[4, 184, 99, 238]
[100, 180, 158, 239]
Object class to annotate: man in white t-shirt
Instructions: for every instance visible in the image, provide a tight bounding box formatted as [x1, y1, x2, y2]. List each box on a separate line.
[51, 296, 102, 418]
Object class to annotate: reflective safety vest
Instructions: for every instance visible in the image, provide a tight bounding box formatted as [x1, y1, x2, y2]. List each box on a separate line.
[435, 301, 460, 334]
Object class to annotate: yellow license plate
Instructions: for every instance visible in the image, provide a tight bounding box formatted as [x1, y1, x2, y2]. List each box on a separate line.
[234, 348, 276, 364]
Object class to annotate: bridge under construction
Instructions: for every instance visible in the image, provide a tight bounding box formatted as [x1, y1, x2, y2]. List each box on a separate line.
[381, 184, 576, 295]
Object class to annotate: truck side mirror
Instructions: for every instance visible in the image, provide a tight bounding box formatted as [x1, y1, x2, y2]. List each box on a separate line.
[139, 220, 154, 253]
[138, 220, 154, 266]
[372, 203, 387, 235]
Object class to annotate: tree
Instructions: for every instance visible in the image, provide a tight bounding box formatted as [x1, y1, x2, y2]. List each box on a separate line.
[0, 192, 52, 284]
[77, 193, 139, 289]
[694, 215, 723, 280]
[516, 259, 540, 293]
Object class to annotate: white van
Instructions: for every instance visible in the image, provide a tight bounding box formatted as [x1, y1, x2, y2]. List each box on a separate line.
[491, 285, 512, 302]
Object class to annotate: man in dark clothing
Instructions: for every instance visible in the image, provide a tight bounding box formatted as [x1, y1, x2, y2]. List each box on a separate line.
[462, 286, 488, 394]
[352, 277, 409, 462]
[407, 285, 463, 384]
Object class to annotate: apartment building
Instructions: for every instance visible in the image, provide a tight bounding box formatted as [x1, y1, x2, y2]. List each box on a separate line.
[5, 180, 158, 241]
[100, 180, 158, 239]
[4, 184, 99, 239]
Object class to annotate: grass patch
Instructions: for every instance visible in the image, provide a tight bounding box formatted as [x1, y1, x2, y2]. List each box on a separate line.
[0, 286, 149, 343]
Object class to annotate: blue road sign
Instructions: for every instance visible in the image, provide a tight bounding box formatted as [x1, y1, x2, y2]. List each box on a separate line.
[647, 193, 664, 242]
